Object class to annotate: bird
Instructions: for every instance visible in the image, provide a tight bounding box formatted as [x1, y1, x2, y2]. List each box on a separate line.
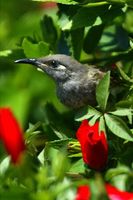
[15, 54, 104, 108]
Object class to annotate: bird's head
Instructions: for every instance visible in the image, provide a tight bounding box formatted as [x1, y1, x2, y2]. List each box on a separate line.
[15, 54, 86, 82]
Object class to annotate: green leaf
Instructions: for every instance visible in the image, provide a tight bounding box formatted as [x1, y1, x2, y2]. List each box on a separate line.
[116, 95, 133, 108]
[52, 128, 68, 139]
[0, 50, 12, 57]
[0, 189, 31, 200]
[40, 15, 58, 52]
[75, 106, 101, 121]
[106, 0, 126, 4]
[71, 28, 84, 59]
[46, 139, 70, 150]
[105, 166, 130, 181]
[50, 149, 70, 180]
[33, 0, 78, 5]
[104, 114, 133, 141]
[110, 108, 133, 124]
[42, 103, 74, 139]
[89, 114, 101, 126]
[69, 159, 84, 173]
[71, 8, 97, 30]
[22, 38, 50, 58]
[63, 7, 98, 30]
[98, 25, 129, 52]
[83, 24, 104, 54]
[70, 5, 109, 30]
[0, 89, 31, 126]
[83, 1, 109, 7]
[117, 66, 133, 83]
[109, 108, 133, 116]
[96, 71, 110, 111]
[99, 116, 106, 132]
[0, 157, 10, 175]
[126, 0, 133, 7]
[25, 122, 41, 137]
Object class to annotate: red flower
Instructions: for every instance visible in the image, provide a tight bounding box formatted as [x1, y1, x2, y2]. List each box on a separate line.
[76, 120, 108, 170]
[106, 184, 133, 200]
[75, 184, 133, 200]
[0, 108, 25, 164]
[75, 185, 91, 200]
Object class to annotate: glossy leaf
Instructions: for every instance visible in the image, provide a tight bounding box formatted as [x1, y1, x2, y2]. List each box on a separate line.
[109, 108, 132, 116]
[104, 114, 133, 141]
[40, 15, 58, 52]
[110, 108, 132, 124]
[96, 71, 110, 111]
[83, 24, 104, 54]
[22, 38, 50, 58]
[71, 5, 109, 30]
[117, 65, 133, 83]
[88, 114, 101, 126]
[63, 7, 99, 30]
[69, 159, 84, 173]
[71, 28, 84, 59]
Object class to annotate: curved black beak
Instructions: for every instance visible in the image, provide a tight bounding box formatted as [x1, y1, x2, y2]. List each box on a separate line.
[15, 58, 38, 66]
[14, 58, 47, 72]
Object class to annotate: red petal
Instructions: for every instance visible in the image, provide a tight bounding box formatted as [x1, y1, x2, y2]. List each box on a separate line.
[75, 185, 91, 200]
[85, 133, 108, 169]
[76, 120, 108, 170]
[76, 120, 91, 144]
[106, 184, 133, 200]
[0, 108, 25, 164]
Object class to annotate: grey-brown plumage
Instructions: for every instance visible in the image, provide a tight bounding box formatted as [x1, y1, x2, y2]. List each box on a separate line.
[15, 54, 104, 108]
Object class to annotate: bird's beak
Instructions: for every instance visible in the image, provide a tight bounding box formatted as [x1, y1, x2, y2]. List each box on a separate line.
[15, 58, 38, 65]
[15, 58, 47, 71]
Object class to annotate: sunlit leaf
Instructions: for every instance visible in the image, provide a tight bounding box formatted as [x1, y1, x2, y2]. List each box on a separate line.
[110, 108, 133, 124]
[69, 159, 84, 173]
[96, 71, 110, 111]
[105, 166, 130, 181]
[117, 65, 133, 83]
[0, 50, 12, 57]
[104, 114, 133, 141]
[22, 38, 50, 58]
[89, 114, 101, 126]
[109, 108, 132, 116]
[63, 6, 106, 30]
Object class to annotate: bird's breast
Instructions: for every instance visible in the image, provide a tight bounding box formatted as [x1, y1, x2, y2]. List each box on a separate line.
[56, 79, 96, 108]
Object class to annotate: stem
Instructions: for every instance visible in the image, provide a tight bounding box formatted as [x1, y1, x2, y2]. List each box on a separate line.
[107, 0, 125, 4]
[82, 1, 109, 7]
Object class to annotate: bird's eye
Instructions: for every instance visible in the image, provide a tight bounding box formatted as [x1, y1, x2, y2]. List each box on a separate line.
[50, 60, 66, 70]
[51, 60, 58, 68]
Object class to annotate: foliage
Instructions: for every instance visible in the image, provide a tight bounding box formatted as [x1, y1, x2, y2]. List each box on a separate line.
[0, 0, 133, 199]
